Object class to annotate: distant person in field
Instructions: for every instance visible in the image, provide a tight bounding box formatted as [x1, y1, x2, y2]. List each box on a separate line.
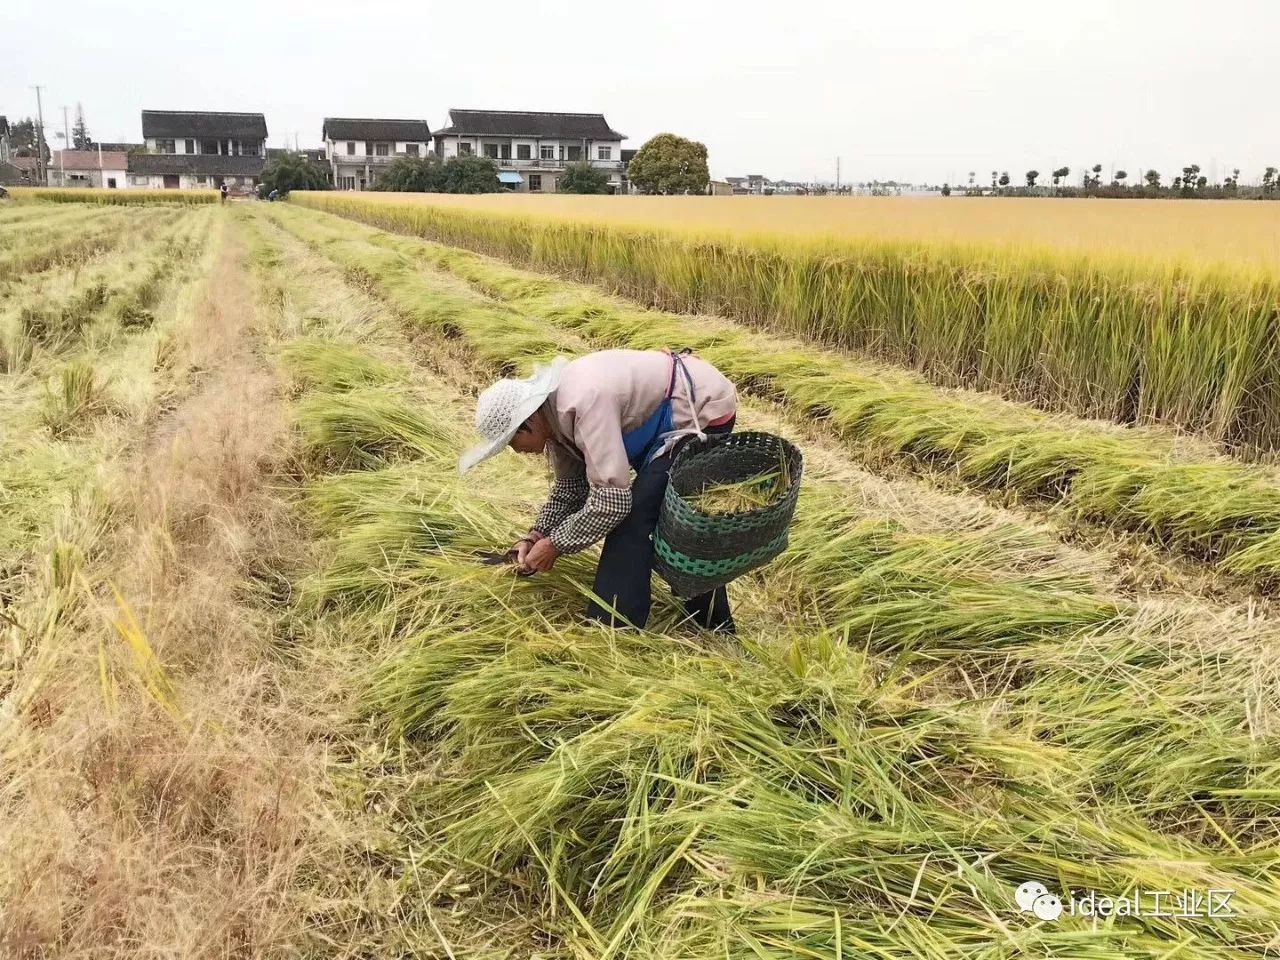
[219, 182, 229, 204]
[460, 348, 738, 632]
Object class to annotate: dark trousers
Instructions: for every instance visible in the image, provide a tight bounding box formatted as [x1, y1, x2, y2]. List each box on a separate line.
[586, 421, 735, 632]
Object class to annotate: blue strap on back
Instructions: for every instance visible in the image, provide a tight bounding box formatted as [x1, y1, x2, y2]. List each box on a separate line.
[622, 349, 696, 470]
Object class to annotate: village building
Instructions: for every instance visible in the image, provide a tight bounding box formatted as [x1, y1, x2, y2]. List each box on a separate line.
[48, 149, 129, 189]
[1, 155, 40, 186]
[130, 110, 267, 191]
[433, 109, 626, 193]
[321, 118, 433, 191]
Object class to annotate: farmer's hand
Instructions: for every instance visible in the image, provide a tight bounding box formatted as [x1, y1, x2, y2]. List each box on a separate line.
[511, 538, 534, 567]
[521, 538, 560, 573]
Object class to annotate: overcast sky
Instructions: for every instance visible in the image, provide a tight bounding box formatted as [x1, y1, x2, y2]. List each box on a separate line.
[2, 0, 1276, 185]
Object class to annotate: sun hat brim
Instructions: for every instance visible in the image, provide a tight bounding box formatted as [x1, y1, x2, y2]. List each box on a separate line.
[457, 391, 548, 473]
[457, 358, 566, 473]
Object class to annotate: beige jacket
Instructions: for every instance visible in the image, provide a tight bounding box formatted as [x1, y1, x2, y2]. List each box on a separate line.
[531, 349, 737, 553]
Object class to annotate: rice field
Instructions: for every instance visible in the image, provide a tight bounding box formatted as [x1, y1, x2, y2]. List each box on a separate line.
[311, 193, 1280, 270]
[8, 185, 220, 205]
[293, 191, 1280, 456]
[3, 197, 1279, 959]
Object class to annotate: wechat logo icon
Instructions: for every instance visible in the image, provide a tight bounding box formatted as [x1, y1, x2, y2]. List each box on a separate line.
[1015, 881, 1064, 921]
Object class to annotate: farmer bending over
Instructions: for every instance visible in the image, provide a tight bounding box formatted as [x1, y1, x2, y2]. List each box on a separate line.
[459, 349, 738, 632]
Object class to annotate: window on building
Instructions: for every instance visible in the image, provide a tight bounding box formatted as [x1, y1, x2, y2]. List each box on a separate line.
[516, 143, 531, 160]
[156, 139, 175, 154]
[597, 146, 613, 161]
[374, 142, 389, 156]
[131, 175, 149, 186]
[184, 138, 194, 154]
[406, 143, 419, 156]
[483, 143, 499, 159]
[346, 141, 355, 155]
[528, 174, 542, 192]
[500, 143, 511, 160]
[106, 177, 117, 189]
[200, 139, 219, 155]
[566, 145, 582, 161]
[242, 142, 259, 157]
[540, 145, 555, 160]
[457, 142, 473, 156]
[365, 141, 374, 156]
[196, 176, 208, 185]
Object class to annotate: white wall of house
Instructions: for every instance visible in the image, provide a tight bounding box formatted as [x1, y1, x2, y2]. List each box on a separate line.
[326, 138, 431, 190]
[436, 135, 622, 169]
[49, 166, 128, 188]
[324, 139, 429, 159]
[145, 136, 264, 156]
[130, 172, 256, 190]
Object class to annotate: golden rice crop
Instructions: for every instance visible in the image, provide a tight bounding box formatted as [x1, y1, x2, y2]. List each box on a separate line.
[8, 186, 219, 205]
[239, 210, 1280, 958]
[265, 203, 1280, 587]
[314, 193, 1280, 271]
[282, 339, 1280, 959]
[292, 191, 1280, 455]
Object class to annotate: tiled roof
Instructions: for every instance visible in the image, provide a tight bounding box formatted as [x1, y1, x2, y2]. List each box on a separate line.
[142, 110, 267, 139]
[0, 160, 33, 185]
[436, 109, 625, 141]
[322, 118, 431, 142]
[53, 150, 130, 170]
[129, 153, 266, 176]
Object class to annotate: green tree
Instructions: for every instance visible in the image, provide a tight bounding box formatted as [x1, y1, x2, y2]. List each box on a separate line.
[558, 160, 611, 194]
[373, 155, 446, 192]
[9, 117, 49, 161]
[1144, 169, 1162, 190]
[626, 133, 710, 195]
[261, 152, 332, 194]
[1180, 164, 1201, 194]
[442, 154, 500, 193]
[1025, 169, 1039, 188]
[940, 183, 952, 196]
[1114, 170, 1127, 187]
[1263, 167, 1277, 196]
[998, 171, 1010, 190]
[1051, 166, 1070, 188]
[71, 103, 92, 150]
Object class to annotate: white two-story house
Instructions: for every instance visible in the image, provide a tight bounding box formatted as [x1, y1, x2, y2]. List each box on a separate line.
[130, 109, 267, 191]
[433, 109, 626, 193]
[322, 118, 433, 191]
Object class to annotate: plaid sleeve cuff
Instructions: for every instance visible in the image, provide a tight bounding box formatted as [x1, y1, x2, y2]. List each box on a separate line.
[549, 485, 632, 554]
[534, 476, 590, 536]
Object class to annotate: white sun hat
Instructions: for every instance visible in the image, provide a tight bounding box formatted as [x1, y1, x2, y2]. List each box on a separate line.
[458, 357, 568, 473]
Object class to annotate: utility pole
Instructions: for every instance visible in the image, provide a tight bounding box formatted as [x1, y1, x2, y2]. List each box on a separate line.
[31, 84, 48, 186]
[835, 156, 841, 193]
[59, 105, 71, 185]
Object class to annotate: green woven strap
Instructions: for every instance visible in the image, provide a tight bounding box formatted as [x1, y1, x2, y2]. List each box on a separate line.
[654, 531, 789, 578]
